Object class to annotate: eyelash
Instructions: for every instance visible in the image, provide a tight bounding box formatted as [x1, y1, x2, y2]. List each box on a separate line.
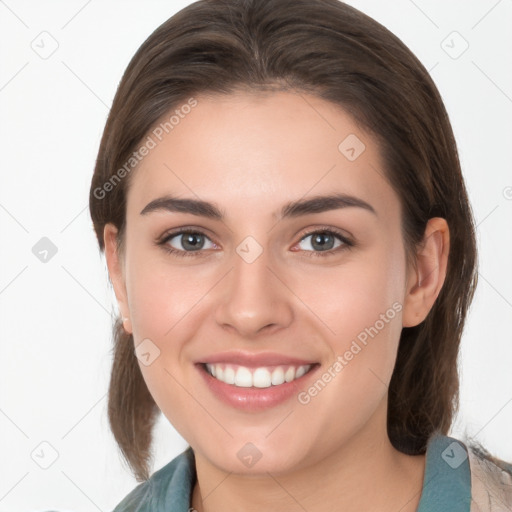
[157, 226, 354, 259]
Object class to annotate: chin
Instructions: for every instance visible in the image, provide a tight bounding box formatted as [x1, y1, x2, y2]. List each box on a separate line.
[196, 435, 315, 476]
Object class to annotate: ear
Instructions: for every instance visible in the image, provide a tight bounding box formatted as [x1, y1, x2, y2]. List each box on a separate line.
[104, 223, 132, 334]
[402, 217, 450, 328]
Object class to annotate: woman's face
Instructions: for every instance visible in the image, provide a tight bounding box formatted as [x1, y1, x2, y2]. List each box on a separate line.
[106, 91, 429, 474]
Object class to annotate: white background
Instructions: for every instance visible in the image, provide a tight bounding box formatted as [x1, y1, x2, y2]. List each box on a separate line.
[0, 0, 511, 511]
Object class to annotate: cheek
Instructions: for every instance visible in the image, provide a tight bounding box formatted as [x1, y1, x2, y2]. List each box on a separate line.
[292, 239, 406, 345]
[124, 254, 211, 439]
[126, 248, 208, 342]
[289, 245, 406, 439]
[293, 240, 406, 406]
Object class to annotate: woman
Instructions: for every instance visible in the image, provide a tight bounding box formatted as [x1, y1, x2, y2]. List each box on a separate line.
[89, 0, 512, 510]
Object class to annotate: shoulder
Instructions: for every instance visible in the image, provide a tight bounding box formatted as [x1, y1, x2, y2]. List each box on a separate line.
[459, 436, 512, 511]
[418, 432, 512, 512]
[112, 447, 196, 512]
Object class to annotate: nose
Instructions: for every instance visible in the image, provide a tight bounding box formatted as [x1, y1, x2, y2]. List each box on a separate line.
[214, 244, 294, 338]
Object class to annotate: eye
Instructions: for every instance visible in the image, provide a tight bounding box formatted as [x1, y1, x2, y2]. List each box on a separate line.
[157, 227, 354, 259]
[158, 229, 217, 257]
[294, 228, 353, 257]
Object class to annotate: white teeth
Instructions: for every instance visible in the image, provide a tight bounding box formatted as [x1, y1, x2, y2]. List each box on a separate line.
[205, 363, 312, 388]
[295, 365, 307, 378]
[235, 367, 253, 387]
[284, 367, 295, 382]
[206, 363, 216, 377]
[253, 368, 272, 388]
[271, 367, 285, 385]
[224, 366, 235, 384]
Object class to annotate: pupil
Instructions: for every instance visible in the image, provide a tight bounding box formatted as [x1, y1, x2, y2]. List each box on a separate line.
[183, 233, 204, 251]
[312, 233, 333, 251]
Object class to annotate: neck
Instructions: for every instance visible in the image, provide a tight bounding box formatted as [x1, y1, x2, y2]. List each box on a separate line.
[191, 400, 426, 512]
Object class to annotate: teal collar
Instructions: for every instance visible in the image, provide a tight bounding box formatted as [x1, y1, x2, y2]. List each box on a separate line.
[417, 433, 471, 511]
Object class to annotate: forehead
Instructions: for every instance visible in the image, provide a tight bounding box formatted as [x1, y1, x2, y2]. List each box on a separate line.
[126, 91, 398, 221]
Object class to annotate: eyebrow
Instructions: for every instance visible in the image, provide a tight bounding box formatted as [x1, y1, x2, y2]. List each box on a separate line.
[140, 193, 377, 220]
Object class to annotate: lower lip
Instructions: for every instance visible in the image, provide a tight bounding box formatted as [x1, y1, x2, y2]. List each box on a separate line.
[197, 363, 319, 412]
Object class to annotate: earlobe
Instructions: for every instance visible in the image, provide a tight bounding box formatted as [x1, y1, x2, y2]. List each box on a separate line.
[402, 217, 450, 328]
[122, 316, 132, 333]
[103, 223, 132, 334]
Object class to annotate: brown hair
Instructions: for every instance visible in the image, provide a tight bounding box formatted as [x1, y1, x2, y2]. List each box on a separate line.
[90, 0, 478, 481]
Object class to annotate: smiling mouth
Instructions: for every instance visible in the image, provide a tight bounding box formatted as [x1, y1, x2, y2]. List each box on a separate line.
[202, 362, 317, 388]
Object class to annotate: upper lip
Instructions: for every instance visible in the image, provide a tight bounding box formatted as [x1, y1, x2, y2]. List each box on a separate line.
[198, 351, 317, 368]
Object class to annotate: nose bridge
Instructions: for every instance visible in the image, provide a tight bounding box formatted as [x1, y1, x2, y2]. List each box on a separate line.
[214, 237, 293, 336]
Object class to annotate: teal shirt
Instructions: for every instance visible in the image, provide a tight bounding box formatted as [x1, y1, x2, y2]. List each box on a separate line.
[113, 433, 472, 511]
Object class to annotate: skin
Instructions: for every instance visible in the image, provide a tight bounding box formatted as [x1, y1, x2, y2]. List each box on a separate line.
[104, 90, 450, 512]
